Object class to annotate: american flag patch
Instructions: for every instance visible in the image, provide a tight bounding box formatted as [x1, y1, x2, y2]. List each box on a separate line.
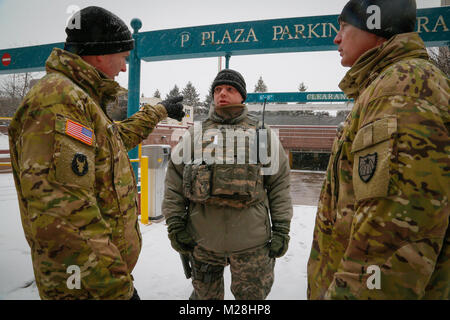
[65, 119, 94, 146]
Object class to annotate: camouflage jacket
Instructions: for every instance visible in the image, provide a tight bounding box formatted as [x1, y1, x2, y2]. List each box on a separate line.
[162, 105, 293, 253]
[8, 48, 168, 299]
[307, 33, 449, 299]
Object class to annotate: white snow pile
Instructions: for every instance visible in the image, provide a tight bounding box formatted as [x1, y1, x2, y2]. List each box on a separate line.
[0, 133, 8, 150]
[0, 172, 316, 300]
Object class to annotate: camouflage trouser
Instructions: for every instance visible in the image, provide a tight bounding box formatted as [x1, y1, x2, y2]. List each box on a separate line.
[189, 245, 275, 300]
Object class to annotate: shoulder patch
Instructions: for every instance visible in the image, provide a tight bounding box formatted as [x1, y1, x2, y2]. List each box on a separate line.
[358, 152, 377, 183]
[65, 119, 94, 146]
[71, 152, 89, 176]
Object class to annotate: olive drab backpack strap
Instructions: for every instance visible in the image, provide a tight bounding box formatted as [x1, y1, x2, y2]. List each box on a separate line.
[182, 120, 214, 201]
[183, 123, 209, 201]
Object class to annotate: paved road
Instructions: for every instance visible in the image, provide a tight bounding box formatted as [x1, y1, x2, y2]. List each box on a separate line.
[289, 170, 325, 206]
[0, 151, 11, 174]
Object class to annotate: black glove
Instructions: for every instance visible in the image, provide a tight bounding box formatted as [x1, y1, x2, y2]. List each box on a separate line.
[130, 287, 140, 300]
[269, 225, 290, 258]
[161, 96, 185, 121]
[167, 216, 196, 255]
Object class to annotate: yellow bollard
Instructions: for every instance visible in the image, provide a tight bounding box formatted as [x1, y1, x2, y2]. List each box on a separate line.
[138, 143, 142, 161]
[140, 156, 150, 225]
[149, 165, 155, 218]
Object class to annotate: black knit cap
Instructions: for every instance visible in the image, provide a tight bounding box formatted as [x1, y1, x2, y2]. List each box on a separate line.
[211, 69, 247, 102]
[64, 6, 134, 56]
[339, 0, 417, 39]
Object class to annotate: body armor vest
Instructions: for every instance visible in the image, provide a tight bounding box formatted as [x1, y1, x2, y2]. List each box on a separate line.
[182, 116, 267, 208]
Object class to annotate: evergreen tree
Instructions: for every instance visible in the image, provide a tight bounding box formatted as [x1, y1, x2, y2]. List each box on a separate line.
[203, 92, 213, 109]
[181, 81, 200, 107]
[298, 82, 308, 104]
[165, 85, 180, 100]
[153, 89, 161, 99]
[254, 76, 268, 93]
[298, 82, 308, 92]
[191, 93, 212, 119]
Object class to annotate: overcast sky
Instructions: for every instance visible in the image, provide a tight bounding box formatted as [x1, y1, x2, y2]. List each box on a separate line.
[0, 0, 442, 100]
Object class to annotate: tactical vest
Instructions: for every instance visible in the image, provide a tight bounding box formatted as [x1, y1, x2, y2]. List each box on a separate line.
[182, 116, 267, 208]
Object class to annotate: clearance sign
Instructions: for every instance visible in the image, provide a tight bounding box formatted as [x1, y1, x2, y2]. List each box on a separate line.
[246, 92, 351, 103]
[0, 7, 448, 73]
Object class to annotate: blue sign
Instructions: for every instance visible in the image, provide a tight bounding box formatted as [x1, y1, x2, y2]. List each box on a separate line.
[0, 7, 448, 74]
[246, 92, 351, 103]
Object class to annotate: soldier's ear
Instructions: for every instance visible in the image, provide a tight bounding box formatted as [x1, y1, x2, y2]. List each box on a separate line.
[81, 55, 104, 69]
[375, 36, 387, 46]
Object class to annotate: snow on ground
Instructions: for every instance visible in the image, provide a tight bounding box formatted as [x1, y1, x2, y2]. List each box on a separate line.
[0, 171, 316, 300]
[0, 133, 9, 162]
[0, 133, 8, 150]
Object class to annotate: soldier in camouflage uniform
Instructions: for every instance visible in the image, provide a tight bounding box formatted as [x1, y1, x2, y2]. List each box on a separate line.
[307, 0, 449, 299]
[8, 6, 184, 300]
[162, 69, 293, 300]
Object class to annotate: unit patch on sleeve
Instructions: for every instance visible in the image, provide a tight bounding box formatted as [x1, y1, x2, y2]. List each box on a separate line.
[65, 119, 94, 146]
[72, 153, 89, 176]
[358, 152, 377, 183]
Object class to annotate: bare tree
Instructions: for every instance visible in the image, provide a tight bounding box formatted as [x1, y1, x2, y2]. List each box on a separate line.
[106, 94, 128, 121]
[0, 73, 35, 100]
[428, 47, 450, 77]
[0, 72, 36, 117]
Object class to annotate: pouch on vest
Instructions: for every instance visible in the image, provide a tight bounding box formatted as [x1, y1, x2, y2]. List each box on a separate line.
[211, 164, 261, 200]
[183, 164, 211, 202]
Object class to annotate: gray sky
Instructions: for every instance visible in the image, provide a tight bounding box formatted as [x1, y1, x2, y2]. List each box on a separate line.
[0, 0, 442, 100]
